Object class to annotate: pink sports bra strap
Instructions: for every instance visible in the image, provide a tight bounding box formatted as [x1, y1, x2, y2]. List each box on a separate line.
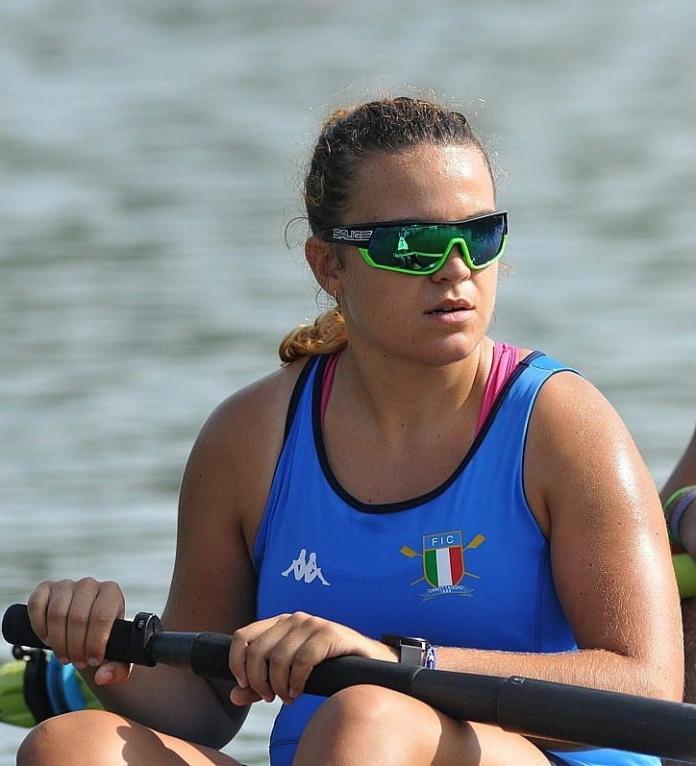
[320, 352, 341, 424]
[320, 343, 520, 432]
[476, 342, 520, 434]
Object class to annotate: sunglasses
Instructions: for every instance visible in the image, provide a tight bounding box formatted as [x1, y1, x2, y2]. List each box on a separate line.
[320, 211, 508, 276]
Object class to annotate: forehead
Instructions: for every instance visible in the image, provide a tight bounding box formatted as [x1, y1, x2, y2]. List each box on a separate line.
[346, 144, 495, 224]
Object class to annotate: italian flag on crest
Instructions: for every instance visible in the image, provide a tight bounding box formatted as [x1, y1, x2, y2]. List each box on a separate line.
[423, 531, 464, 587]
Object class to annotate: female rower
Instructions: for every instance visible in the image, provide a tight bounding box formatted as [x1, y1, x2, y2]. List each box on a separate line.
[17, 96, 682, 766]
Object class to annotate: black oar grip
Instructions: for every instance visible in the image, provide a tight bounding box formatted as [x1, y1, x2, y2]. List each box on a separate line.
[185, 636, 418, 689]
[186, 635, 423, 694]
[1, 603, 156, 667]
[2, 604, 48, 649]
[190, 632, 232, 679]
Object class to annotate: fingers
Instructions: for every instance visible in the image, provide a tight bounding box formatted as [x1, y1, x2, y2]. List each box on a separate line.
[286, 635, 331, 701]
[229, 614, 291, 702]
[45, 580, 78, 663]
[229, 613, 362, 706]
[229, 686, 263, 706]
[26, 581, 55, 645]
[266, 617, 330, 702]
[228, 614, 291, 691]
[94, 660, 132, 686]
[83, 582, 125, 666]
[25, 578, 126, 675]
[65, 578, 100, 668]
[250, 618, 315, 703]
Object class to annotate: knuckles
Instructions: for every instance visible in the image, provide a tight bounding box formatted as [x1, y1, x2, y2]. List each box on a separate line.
[268, 651, 289, 668]
[28, 581, 54, 601]
[46, 604, 69, 622]
[229, 612, 343, 685]
[245, 642, 266, 663]
[67, 610, 89, 627]
[288, 653, 312, 672]
[285, 611, 324, 632]
[90, 610, 113, 625]
[28, 578, 124, 628]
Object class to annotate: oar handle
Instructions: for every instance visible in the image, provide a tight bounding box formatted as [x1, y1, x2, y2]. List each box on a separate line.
[4, 603, 696, 762]
[2, 604, 49, 649]
[1, 603, 419, 689]
[2, 603, 160, 667]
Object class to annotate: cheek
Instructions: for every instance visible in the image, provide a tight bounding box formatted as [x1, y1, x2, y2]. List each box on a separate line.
[346, 282, 396, 321]
[476, 266, 499, 313]
[340, 270, 409, 327]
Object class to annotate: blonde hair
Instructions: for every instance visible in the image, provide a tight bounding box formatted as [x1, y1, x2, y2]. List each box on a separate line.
[279, 309, 347, 365]
[279, 96, 492, 363]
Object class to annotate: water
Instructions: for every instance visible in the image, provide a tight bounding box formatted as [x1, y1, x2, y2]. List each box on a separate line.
[1, 1, 694, 761]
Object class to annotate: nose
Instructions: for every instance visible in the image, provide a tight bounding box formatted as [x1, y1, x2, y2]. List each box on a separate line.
[431, 243, 472, 283]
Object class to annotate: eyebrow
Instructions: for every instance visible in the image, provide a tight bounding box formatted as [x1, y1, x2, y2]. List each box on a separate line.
[334, 209, 501, 230]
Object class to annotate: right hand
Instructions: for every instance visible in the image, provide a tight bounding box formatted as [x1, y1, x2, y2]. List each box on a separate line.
[26, 578, 131, 685]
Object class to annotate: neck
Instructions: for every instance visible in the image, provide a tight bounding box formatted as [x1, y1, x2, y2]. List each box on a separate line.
[333, 339, 493, 437]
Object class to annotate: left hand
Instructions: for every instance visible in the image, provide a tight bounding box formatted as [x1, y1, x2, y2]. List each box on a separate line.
[228, 612, 397, 705]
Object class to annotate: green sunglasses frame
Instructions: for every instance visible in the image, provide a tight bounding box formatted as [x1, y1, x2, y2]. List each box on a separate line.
[320, 211, 508, 276]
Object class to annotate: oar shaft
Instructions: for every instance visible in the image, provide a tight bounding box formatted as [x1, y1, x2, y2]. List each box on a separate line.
[4, 603, 696, 762]
[411, 668, 696, 756]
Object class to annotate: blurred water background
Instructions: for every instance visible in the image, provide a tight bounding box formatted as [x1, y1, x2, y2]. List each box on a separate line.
[1, 0, 695, 761]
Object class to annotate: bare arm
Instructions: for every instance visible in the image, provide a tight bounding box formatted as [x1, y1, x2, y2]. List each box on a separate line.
[93, 412, 259, 744]
[433, 374, 683, 701]
[29, 363, 304, 748]
[73, 394, 261, 746]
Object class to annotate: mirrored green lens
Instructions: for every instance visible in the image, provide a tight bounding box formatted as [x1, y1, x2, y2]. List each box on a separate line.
[367, 225, 445, 272]
[464, 216, 506, 267]
[366, 214, 506, 273]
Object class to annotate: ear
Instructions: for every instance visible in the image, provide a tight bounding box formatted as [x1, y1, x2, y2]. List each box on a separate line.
[305, 236, 342, 297]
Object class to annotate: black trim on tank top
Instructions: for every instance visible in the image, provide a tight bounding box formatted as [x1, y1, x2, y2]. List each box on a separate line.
[282, 355, 320, 444]
[313, 350, 545, 514]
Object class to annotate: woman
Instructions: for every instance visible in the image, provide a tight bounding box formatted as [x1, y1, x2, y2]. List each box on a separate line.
[17, 97, 682, 766]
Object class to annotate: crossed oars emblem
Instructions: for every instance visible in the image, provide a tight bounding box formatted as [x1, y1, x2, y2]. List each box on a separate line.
[400, 533, 486, 587]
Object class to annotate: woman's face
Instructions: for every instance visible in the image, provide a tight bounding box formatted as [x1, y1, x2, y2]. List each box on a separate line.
[325, 143, 499, 366]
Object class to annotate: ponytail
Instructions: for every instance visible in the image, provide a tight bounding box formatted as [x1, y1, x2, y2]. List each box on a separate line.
[279, 308, 347, 365]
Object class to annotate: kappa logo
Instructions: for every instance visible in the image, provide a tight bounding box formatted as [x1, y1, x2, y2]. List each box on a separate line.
[400, 530, 485, 601]
[282, 548, 331, 586]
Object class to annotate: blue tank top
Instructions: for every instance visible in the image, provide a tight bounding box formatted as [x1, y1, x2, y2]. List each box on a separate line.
[253, 353, 659, 766]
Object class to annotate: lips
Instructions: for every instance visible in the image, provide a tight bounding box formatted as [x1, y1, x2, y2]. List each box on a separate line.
[425, 299, 474, 315]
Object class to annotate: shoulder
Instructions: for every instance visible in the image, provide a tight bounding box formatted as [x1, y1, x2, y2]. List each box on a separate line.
[525, 371, 648, 526]
[524, 368, 653, 530]
[509, 349, 613, 441]
[529, 368, 628, 451]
